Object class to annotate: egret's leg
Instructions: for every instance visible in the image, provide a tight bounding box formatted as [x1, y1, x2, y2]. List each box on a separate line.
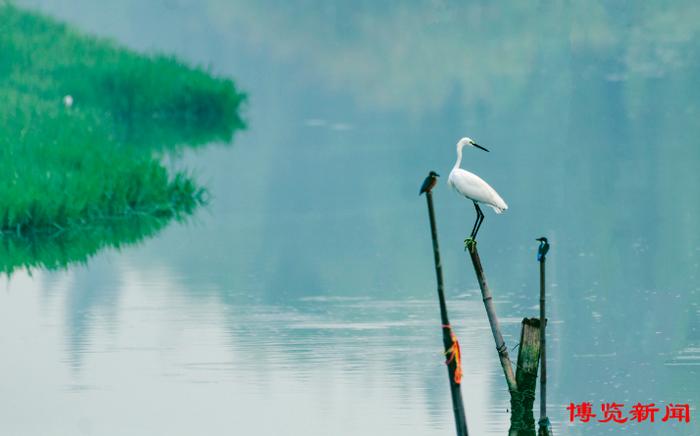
[464, 202, 481, 250]
[469, 203, 480, 238]
[473, 204, 485, 239]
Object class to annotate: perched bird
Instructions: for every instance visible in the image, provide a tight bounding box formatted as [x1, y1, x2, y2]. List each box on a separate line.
[447, 137, 508, 247]
[419, 171, 440, 195]
[536, 237, 550, 262]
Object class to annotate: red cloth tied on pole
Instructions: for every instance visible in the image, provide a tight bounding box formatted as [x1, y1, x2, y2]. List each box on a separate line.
[443, 325, 463, 385]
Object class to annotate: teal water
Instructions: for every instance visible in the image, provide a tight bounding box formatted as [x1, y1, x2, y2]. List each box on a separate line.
[1, 2, 699, 435]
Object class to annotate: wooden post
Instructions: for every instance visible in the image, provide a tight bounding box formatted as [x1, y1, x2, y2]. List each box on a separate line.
[513, 318, 542, 432]
[466, 243, 518, 393]
[507, 318, 543, 435]
[424, 189, 469, 436]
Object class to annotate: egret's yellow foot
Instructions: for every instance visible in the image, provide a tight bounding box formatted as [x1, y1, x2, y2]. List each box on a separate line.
[464, 237, 476, 251]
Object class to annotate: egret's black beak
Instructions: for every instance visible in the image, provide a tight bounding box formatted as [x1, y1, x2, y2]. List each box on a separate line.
[473, 143, 489, 152]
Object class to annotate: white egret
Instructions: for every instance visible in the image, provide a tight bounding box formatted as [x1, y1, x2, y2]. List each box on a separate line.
[447, 137, 508, 246]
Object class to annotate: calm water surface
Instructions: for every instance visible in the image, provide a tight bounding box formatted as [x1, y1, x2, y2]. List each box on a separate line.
[2, 2, 699, 435]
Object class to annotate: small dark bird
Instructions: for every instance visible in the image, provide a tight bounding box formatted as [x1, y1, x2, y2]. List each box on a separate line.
[536, 237, 550, 262]
[419, 171, 440, 195]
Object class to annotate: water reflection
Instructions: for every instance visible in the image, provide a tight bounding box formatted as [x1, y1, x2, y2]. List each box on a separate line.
[0, 216, 173, 275]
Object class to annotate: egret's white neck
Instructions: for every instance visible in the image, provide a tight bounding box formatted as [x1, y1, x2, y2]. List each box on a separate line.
[453, 146, 463, 170]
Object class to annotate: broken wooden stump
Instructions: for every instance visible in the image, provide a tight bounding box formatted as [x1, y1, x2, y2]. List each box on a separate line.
[507, 318, 542, 435]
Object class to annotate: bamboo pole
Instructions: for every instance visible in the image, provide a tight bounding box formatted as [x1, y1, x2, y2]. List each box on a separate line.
[537, 248, 553, 436]
[466, 243, 518, 393]
[423, 184, 469, 436]
[539, 259, 546, 419]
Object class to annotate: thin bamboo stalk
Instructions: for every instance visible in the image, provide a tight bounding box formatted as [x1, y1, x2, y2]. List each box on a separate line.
[424, 187, 469, 436]
[539, 259, 546, 420]
[466, 243, 518, 393]
[537, 254, 553, 436]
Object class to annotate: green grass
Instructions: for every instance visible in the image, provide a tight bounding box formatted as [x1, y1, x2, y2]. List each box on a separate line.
[0, 4, 245, 237]
[0, 4, 246, 146]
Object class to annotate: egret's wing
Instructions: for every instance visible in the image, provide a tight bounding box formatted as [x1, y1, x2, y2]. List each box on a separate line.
[449, 169, 508, 212]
